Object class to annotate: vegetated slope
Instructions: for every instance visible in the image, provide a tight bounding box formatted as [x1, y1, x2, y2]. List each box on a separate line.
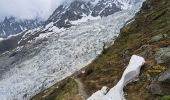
[79, 0, 170, 99]
[32, 0, 170, 99]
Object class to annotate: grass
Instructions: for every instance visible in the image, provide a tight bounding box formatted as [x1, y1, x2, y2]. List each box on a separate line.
[162, 96, 170, 100]
[31, 78, 81, 100]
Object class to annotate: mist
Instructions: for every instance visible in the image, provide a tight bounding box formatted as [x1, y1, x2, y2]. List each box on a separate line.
[0, 0, 63, 21]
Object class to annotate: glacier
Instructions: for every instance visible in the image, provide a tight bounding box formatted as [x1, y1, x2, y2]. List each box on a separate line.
[0, 1, 144, 100]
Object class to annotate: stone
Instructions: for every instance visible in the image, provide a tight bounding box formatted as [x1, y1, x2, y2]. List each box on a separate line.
[149, 66, 170, 95]
[139, 45, 153, 58]
[150, 34, 164, 43]
[149, 82, 163, 95]
[155, 46, 170, 64]
[158, 68, 170, 83]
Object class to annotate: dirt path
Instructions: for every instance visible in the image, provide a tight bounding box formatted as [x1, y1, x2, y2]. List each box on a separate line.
[73, 78, 89, 99]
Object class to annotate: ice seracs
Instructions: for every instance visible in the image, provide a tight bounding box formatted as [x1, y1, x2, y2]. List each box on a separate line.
[87, 55, 145, 100]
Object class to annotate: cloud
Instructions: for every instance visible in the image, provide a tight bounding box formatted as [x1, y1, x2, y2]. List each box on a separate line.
[0, 0, 63, 21]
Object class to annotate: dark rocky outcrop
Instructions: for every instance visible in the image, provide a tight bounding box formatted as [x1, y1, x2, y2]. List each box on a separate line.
[149, 46, 170, 96]
[46, 0, 121, 28]
[0, 17, 42, 38]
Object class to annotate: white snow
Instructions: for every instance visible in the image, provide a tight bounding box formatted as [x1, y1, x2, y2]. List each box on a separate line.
[90, 0, 100, 5]
[43, 22, 54, 31]
[2, 30, 6, 36]
[0, 1, 144, 100]
[6, 32, 23, 39]
[113, 0, 140, 10]
[17, 27, 42, 44]
[88, 55, 145, 100]
[70, 15, 101, 25]
[35, 32, 54, 40]
[19, 25, 24, 31]
[48, 26, 65, 33]
[81, 4, 85, 9]
[0, 38, 3, 41]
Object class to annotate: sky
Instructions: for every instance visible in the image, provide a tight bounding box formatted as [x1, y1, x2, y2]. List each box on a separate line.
[0, 0, 64, 21]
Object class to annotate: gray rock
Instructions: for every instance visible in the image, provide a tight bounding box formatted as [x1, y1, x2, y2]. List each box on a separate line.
[149, 82, 164, 95]
[150, 34, 169, 43]
[149, 46, 170, 95]
[139, 45, 153, 58]
[150, 34, 164, 42]
[155, 46, 170, 64]
[158, 68, 170, 83]
[149, 81, 170, 95]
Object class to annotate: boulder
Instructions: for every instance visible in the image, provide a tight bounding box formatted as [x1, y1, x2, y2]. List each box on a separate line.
[158, 68, 170, 83]
[155, 46, 170, 64]
[150, 34, 169, 43]
[149, 68, 170, 95]
[149, 46, 170, 95]
[151, 34, 164, 42]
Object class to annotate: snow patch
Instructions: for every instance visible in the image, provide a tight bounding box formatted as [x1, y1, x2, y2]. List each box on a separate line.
[88, 55, 145, 100]
[2, 30, 6, 36]
[70, 15, 101, 25]
[35, 32, 54, 40]
[0, 38, 3, 41]
[48, 26, 65, 33]
[43, 22, 54, 31]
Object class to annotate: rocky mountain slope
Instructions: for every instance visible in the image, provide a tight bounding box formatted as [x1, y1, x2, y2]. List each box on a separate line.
[32, 0, 170, 100]
[0, 0, 137, 39]
[45, 0, 142, 28]
[0, 0, 137, 54]
[0, 17, 42, 38]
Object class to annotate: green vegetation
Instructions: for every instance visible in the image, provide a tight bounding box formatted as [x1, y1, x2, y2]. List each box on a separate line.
[162, 96, 170, 100]
[32, 78, 81, 100]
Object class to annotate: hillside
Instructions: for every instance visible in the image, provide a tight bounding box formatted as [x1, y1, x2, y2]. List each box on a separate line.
[32, 0, 170, 100]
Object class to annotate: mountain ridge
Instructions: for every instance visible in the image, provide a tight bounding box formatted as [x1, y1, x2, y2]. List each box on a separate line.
[0, 17, 42, 38]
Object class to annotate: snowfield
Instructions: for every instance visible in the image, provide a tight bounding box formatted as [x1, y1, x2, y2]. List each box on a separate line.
[87, 55, 145, 100]
[0, 38, 3, 41]
[0, 1, 144, 100]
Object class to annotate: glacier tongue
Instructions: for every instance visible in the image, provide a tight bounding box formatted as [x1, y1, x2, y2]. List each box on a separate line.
[0, 1, 144, 100]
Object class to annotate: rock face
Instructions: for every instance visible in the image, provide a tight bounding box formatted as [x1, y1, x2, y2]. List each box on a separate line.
[150, 34, 169, 43]
[0, 17, 42, 38]
[155, 46, 170, 65]
[149, 46, 170, 95]
[46, 0, 143, 28]
[158, 68, 170, 83]
[150, 69, 170, 95]
[46, 0, 122, 28]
